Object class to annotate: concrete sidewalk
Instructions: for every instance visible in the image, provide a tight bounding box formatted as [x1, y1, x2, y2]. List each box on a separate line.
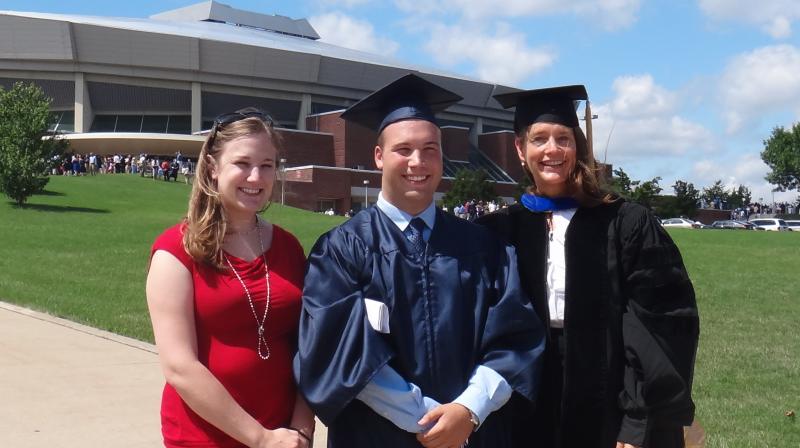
[0, 302, 326, 447]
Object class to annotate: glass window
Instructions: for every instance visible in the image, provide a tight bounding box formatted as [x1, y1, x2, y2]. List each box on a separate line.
[141, 116, 168, 133]
[482, 124, 513, 133]
[90, 115, 117, 132]
[116, 115, 143, 132]
[317, 200, 336, 213]
[167, 115, 191, 134]
[311, 102, 344, 115]
[47, 111, 63, 132]
[58, 110, 74, 132]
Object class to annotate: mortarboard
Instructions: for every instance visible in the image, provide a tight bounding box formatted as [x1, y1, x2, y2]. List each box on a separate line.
[493, 85, 589, 133]
[339, 73, 463, 133]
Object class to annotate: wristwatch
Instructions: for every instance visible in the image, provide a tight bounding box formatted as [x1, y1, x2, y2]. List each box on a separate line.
[467, 410, 479, 431]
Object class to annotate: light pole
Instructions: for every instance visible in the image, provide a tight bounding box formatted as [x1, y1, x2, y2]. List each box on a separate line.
[602, 120, 616, 164]
[771, 189, 775, 213]
[363, 179, 369, 209]
[280, 158, 287, 205]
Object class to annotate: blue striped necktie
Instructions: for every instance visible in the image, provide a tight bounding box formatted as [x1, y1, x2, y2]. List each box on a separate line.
[407, 217, 426, 253]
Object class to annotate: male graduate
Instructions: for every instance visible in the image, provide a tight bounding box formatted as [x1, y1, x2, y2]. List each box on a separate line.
[294, 73, 546, 448]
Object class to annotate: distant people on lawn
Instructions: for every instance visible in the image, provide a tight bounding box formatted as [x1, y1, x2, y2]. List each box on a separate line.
[477, 84, 699, 448]
[146, 107, 314, 448]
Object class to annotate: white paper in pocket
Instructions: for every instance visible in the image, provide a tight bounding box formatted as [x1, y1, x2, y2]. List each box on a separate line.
[364, 298, 390, 334]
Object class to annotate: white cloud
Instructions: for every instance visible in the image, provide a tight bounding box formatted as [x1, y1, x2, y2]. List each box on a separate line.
[718, 45, 800, 133]
[394, 0, 640, 31]
[310, 12, 400, 55]
[423, 22, 556, 85]
[316, 0, 372, 7]
[699, 0, 800, 38]
[591, 75, 715, 163]
[694, 153, 768, 188]
[692, 159, 718, 181]
[610, 74, 676, 118]
[690, 152, 796, 203]
[768, 16, 793, 39]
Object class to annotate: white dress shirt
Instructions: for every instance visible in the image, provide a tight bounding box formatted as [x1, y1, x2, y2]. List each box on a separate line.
[547, 208, 577, 328]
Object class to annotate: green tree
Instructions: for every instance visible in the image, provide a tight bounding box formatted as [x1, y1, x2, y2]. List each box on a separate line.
[761, 124, 800, 191]
[609, 167, 633, 196]
[630, 176, 662, 210]
[701, 180, 728, 208]
[727, 184, 752, 209]
[515, 173, 532, 197]
[0, 82, 66, 205]
[609, 167, 662, 210]
[672, 179, 699, 217]
[442, 168, 497, 210]
[652, 195, 680, 218]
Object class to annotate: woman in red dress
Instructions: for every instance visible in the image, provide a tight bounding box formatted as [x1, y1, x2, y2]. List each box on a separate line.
[146, 108, 314, 448]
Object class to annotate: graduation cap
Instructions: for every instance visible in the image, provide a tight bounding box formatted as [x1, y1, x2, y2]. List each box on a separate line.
[340, 73, 463, 133]
[494, 85, 589, 132]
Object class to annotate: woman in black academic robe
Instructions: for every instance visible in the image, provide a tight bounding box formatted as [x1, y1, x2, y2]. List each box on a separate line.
[478, 85, 699, 448]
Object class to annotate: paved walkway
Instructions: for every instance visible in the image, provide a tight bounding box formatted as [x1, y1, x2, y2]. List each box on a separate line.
[0, 302, 327, 447]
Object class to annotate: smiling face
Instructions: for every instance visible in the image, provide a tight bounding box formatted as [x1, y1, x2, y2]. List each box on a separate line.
[375, 119, 443, 215]
[210, 131, 277, 223]
[515, 122, 578, 197]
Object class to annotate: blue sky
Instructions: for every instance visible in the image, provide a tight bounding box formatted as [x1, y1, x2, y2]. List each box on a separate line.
[3, 0, 800, 203]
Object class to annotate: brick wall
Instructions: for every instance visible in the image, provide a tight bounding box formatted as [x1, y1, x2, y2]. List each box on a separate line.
[305, 112, 377, 169]
[345, 122, 378, 170]
[478, 131, 522, 182]
[440, 126, 470, 161]
[307, 113, 347, 167]
[278, 167, 382, 214]
[277, 130, 335, 167]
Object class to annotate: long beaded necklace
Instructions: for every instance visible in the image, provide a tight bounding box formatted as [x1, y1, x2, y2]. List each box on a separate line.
[224, 218, 271, 360]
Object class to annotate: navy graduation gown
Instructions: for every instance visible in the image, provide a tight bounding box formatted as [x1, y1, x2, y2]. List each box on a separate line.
[294, 207, 545, 447]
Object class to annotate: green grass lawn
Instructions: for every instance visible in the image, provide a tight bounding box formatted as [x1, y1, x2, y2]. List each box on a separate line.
[1, 175, 799, 446]
[672, 228, 800, 447]
[0, 175, 345, 341]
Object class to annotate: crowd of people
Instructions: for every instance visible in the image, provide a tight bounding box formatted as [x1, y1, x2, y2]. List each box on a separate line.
[730, 201, 799, 220]
[55, 152, 194, 182]
[144, 75, 698, 448]
[448, 199, 507, 220]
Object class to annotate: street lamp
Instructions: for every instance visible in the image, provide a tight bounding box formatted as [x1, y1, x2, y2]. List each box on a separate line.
[771, 189, 776, 212]
[280, 158, 287, 205]
[363, 179, 369, 209]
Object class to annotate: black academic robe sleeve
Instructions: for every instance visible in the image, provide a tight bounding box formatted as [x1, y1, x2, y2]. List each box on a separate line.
[293, 225, 393, 425]
[478, 243, 545, 402]
[615, 203, 700, 446]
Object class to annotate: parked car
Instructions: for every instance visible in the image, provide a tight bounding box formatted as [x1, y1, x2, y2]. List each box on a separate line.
[710, 220, 734, 229]
[661, 217, 701, 229]
[710, 220, 760, 230]
[732, 220, 763, 230]
[783, 220, 800, 232]
[749, 218, 790, 231]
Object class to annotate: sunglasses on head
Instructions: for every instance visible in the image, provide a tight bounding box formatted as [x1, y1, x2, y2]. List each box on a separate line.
[207, 109, 274, 150]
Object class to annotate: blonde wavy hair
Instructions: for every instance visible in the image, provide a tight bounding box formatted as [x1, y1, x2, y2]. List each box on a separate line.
[517, 125, 615, 206]
[183, 111, 282, 268]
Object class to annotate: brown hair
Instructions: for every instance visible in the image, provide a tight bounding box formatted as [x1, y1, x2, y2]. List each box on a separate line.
[183, 115, 282, 268]
[516, 124, 615, 206]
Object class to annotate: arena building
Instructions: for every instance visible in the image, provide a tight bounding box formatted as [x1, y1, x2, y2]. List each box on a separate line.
[1, 1, 536, 213]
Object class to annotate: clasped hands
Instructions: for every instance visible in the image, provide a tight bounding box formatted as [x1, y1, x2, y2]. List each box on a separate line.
[415, 403, 474, 448]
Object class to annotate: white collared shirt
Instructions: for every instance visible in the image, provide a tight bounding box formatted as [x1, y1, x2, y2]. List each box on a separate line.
[547, 208, 577, 328]
[375, 193, 436, 241]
